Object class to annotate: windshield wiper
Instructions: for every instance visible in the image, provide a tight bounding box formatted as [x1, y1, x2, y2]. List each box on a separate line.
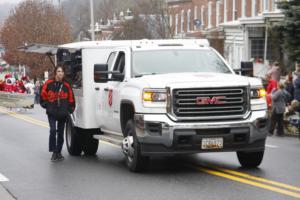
[135, 73, 158, 78]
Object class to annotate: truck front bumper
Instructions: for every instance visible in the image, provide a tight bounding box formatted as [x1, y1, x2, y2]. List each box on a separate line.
[134, 111, 268, 156]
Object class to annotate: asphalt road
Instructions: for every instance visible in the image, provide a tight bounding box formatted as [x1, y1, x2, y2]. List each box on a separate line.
[0, 106, 300, 200]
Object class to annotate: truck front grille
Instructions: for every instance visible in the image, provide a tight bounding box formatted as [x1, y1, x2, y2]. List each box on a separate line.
[172, 87, 249, 121]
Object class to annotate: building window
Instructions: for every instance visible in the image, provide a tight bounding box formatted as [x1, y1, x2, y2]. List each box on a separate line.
[208, 1, 212, 28]
[194, 6, 198, 30]
[224, 0, 227, 23]
[194, 6, 198, 19]
[263, 0, 269, 11]
[175, 14, 178, 35]
[250, 38, 274, 61]
[260, 0, 263, 13]
[251, 39, 264, 60]
[187, 9, 191, 32]
[242, 0, 246, 18]
[201, 5, 205, 27]
[181, 10, 184, 33]
[273, 0, 278, 11]
[251, 0, 256, 17]
[216, 1, 220, 27]
[169, 15, 173, 27]
[232, 0, 236, 20]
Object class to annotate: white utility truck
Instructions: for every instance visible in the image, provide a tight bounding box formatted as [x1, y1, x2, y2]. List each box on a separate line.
[20, 40, 268, 172]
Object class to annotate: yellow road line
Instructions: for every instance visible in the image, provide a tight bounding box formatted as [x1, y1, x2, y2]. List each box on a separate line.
[0, 111, 49, 128]
[2, 106, 300, 199]
[0, 108, 49, 127]
[199, 167, 300, 199]
[0, 109, 48, 127]
[214, 166, 300, 192]
[2, 109, 49, 126]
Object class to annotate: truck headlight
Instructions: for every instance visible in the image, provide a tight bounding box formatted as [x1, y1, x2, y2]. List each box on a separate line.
[251, 87, 267, 110]
[143, 89, 167, 102]
[143, 89, 167, 107]
[251, 88, 266, 99]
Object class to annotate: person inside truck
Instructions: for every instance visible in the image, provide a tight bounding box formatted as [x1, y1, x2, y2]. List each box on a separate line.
[40, 66, 75, 162]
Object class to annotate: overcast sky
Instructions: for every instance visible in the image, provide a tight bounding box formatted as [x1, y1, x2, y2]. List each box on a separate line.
[0, 0, 24, 4]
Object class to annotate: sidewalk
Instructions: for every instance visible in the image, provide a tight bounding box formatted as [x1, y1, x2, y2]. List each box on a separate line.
[0, 185, 15, 200]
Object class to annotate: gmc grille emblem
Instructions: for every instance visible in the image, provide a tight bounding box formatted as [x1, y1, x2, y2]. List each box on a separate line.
[196, 96, 226, 105]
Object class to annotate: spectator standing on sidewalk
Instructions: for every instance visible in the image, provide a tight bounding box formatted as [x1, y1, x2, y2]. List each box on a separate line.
[269, 83, 291, 136]
[34, 81, 41, 104]
[294, 63, 300, 102]
[285, 73, 294, 104]
[268, 61, 281, 82]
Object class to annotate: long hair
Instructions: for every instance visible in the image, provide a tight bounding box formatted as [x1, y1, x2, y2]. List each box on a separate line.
[52, 66, 65, 80]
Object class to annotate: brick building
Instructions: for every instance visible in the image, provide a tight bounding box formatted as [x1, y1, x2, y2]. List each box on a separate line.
[168, 0, 285, 70]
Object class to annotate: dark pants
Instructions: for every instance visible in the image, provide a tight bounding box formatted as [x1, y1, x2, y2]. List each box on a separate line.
[35, 93, 40, 104]
[269, 110, 284, 136]
[48, 115, 66, 153]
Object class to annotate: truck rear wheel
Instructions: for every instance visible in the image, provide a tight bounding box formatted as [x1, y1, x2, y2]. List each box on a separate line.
[237, 151, 264, 168]
[65, 118, 82, 156]
[83, 133, 99, 156]
[124, 120, 149, 172]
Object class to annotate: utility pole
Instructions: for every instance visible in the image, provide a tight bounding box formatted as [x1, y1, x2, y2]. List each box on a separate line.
[90, 0, 95, 41]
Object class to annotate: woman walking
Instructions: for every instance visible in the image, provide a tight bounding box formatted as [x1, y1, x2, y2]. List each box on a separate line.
[40, 66, 75, 161]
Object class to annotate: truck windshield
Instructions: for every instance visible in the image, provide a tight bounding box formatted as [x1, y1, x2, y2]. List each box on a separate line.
[132, 49, 232, 77]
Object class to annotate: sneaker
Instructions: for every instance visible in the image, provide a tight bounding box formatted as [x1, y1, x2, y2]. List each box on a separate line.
[56, 153, 64, 161]
[51, 152, 58, 162]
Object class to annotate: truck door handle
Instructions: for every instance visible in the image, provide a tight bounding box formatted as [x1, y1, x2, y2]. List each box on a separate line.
[95, 87, 100, 91]
[104, 87, 109, 92]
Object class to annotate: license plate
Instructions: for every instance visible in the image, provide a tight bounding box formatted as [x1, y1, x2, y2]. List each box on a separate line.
[201, 138, 223, 149]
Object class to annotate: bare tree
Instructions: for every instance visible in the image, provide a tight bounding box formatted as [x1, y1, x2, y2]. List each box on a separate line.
[112, 14, 152, 40]
[0, 0, 72, 78]
[135, 0, 173, 39]
[110, 0, 173, 40]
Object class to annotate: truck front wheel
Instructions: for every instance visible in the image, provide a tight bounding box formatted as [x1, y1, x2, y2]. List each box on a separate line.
[124, 120, 149, 172]
[237, 151, 264, 168]
[65, 118, 82, 156]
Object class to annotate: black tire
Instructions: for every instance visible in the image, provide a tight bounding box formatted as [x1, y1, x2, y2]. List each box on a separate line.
[124, 120, 149, 172]
[82, 133, 99, 156]
[65, 117, 83, 156]
[237, 151, 264, 168]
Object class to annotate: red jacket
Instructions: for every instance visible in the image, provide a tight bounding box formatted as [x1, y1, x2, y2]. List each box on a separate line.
[266, 79, 278, 107]
[40, 79, 75, 119]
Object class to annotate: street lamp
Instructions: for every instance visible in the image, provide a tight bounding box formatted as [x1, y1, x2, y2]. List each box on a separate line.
[90, 0, 95, 41]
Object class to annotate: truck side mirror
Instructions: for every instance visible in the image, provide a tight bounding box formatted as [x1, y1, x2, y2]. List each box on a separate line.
[94, 64, 109, 83]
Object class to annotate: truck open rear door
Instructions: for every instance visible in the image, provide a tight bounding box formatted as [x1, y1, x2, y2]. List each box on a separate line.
[18, 43, 59, 69]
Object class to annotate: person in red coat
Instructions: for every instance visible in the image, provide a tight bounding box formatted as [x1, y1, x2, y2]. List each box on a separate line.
[266, 74, 278, 108]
